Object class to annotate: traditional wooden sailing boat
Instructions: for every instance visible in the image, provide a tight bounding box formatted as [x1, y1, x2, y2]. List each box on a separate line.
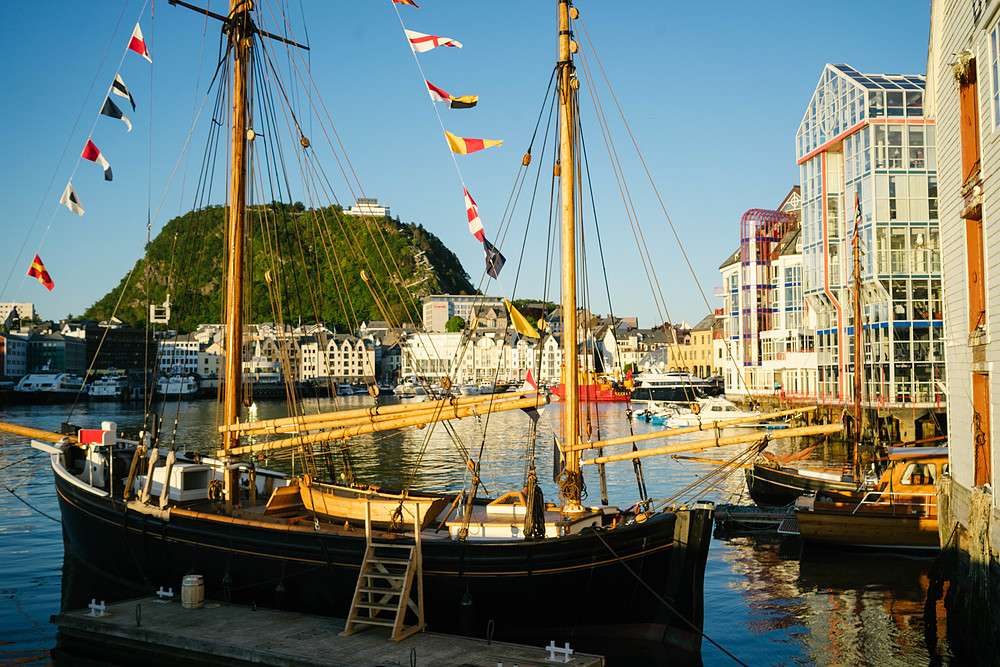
[790, 446, 946, 550]
[0, 0, 721, 655]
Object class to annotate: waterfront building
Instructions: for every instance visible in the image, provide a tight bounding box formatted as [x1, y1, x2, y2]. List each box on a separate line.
[688, 314, 719, 379]
[422, 294, 505, 333]
[296, 332, 376, 383]
[927, 0, 1000, 654]
[200, 342, 222, 379]
[400, 330, 567, 384]
[158, 334, 201, 375]
[0, 333, 28, 377]
[796, 64, 943, 433]
[719, 188, 819, 400]
[26, 333, 86, 374]
[82, 325, 157, 372]
[343, 197, 390, 218]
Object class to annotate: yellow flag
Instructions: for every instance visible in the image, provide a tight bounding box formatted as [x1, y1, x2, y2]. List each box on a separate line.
[505, 299, 540, 338]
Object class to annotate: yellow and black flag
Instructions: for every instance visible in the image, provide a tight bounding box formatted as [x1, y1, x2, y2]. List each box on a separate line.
[426, 80, 478, 109]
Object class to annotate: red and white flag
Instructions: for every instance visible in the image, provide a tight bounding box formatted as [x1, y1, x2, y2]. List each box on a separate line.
[426, 80, 477, 109]
[464, 187, 485, 242]
[405, 29, 462, 53]
[81, 140, 113, 181]
[128, 23, 152, 63]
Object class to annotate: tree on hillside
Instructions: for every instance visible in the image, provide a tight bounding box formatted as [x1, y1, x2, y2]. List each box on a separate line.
[445, 315, 465, 332]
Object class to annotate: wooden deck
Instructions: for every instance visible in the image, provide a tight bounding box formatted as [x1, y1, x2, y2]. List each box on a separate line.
[52, 597, 605, 667]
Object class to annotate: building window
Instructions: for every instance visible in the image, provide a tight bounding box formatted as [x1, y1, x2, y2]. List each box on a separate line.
[992, 25, 1000, 129]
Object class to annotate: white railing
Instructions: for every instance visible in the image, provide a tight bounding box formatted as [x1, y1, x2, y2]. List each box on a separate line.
[851, 490, 936, 516]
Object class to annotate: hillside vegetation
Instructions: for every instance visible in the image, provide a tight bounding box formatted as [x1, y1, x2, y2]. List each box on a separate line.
[84, 204, 474, 332]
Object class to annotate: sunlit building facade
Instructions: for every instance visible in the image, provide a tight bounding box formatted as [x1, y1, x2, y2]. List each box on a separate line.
[720, 189, 817, 399]
[797, 64, 944, 410]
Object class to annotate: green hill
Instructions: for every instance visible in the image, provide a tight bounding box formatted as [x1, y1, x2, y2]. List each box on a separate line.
[84, 203, 474, 332]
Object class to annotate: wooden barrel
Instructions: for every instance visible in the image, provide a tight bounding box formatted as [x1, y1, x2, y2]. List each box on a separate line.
[181, 574, 204, 609]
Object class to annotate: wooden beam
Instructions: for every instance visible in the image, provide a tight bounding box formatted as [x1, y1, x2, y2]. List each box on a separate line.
[580, 422, 843, 466]
[0, 421, 76, 444]
[219, 389, 538, 435]
[566, 406, 818, 452]
[227, 393, 548, 456]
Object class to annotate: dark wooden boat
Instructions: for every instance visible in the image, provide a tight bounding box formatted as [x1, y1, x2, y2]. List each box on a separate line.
[1, 0, 716, 657]
[745, 459, 859, 507]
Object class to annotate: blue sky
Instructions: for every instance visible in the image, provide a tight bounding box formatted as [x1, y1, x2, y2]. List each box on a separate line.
[0, 1, 932, 328]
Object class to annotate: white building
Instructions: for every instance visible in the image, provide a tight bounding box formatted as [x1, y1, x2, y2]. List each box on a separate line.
[297, 333, 376, 382]
[719, 190, 819, 400]
[158, 334, 201, 374]
[401, 331, 567, 385]
[797, 64, 943, 412]
[422, 294, 506, 333]
[0, 302, 34, 328]
[344, 198, 390, 218]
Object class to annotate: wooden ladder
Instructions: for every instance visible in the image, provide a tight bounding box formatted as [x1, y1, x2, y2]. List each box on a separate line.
[340, 502, 426, 642]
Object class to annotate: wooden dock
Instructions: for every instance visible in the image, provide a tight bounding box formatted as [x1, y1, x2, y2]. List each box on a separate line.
[714, 503, 796, 532]
[52, 597, 605, 667]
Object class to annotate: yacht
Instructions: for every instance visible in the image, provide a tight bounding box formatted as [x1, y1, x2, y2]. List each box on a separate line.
[156, 373, 200, 398]
[629, 371, 720, 403]
[87, 375, 127, 401]
[15, 372, 86, 395]
[665, 397, 763, 428]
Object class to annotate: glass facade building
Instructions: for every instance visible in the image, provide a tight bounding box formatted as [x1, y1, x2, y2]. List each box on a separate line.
[796, 64, 943, 407]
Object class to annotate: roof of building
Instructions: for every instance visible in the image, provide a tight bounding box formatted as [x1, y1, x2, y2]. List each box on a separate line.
[719, 247, 740, 270]
[690, 313, 717, 332]
[776, 227, 802, 257]
[828, 64, 925, 91]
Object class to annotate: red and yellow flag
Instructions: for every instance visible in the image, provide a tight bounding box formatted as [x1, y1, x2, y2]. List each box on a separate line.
[445, 130, 502, 155]
[393, 0, 419, 6]
[28, 254, 54, 291]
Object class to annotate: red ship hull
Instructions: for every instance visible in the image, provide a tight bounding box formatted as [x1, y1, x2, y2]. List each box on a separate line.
[551, 383, 631, 402]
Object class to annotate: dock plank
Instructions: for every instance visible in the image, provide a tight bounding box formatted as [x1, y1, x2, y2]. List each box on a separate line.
[53, 597, 604, 667]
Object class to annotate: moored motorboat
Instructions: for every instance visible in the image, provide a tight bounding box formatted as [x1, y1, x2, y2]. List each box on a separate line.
[789, 447, 946, 550]
[87, 375, 127, 401]
[629, 371, 718, 403]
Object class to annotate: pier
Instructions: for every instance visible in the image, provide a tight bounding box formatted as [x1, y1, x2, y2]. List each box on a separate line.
[52, 597, 605, 667]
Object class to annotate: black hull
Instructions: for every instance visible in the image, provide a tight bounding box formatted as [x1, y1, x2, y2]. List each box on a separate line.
[745, 463, 857, 507]
[54, 472, 713, 654]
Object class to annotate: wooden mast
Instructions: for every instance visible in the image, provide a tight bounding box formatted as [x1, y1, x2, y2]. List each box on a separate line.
[852, 192, 863, 478]
[222, 0, 253, 509]
[557, 0, 582, 512]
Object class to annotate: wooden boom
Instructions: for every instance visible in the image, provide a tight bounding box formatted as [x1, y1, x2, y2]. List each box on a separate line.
[227, 393, 548, 457]
[220, 389, 539, 436]
[566, 405, 819, 453]
[580, 422, 843, 466]
[0, 421, 76, 444]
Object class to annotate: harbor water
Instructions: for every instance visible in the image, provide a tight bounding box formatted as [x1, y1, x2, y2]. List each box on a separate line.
[0, 398, 953, 666]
